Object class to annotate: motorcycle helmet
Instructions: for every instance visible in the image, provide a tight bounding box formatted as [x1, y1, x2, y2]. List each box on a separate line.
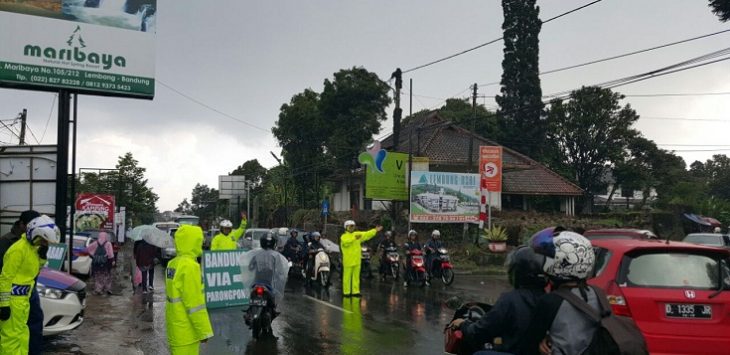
[408, 229, 417, 237]
[432, 230, 441, 238]
[219, 220, 233, 228]
[26, 215, 60, 245]
[311, 231, 321, 241]
[261, 232, 277, 250]
[530, 227, 594, 282]
[290, 229, 299, 236]
[385, 231, 393, 238]
[505, 246, 547, 288]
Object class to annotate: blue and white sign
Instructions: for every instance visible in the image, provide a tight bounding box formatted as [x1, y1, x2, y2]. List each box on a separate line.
[321, 199, 330, 216]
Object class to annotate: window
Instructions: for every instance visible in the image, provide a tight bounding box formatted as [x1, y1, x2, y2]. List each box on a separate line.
[619, 252, 721, 290]
[683, 234, 724, 247]
[592, 247, 612, 277]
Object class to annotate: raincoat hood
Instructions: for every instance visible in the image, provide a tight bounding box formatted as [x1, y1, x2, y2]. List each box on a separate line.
[174, 225, 204, 258]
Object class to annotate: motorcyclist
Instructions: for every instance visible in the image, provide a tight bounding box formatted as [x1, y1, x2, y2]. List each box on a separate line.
[377, 231, 398, 280]
[244, 232, 287, 319]
[282, 229, 302, 262]
[449, 246, 548, 354]
[0, 215, 60, 354]
[522, 228, 602, 355]
[210, 212, 247, 251]
[403, 230, 422, 287]
[424, 229, 444, 280]
[306, 232, 325, 278]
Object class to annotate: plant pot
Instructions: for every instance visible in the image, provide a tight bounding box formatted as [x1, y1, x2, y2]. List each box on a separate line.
[488, 241, 507, 253]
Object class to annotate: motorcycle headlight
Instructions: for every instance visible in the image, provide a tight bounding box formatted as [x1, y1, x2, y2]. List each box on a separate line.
[37, 283, 66, 300]
[361, 247, 367, 252]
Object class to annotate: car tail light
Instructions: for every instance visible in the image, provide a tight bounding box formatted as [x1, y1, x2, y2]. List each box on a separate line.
[255, 286, 264, 296]
[606, 282, 631, 317]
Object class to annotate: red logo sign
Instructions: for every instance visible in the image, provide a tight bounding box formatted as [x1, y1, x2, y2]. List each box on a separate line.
[75, 193, 116, 230]
[479, 146, 502, 193]
[684, 290, 696, 299]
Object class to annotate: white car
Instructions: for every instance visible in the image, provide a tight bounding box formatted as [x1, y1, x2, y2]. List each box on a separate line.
[61, 235, 92, 276]
[37, 267, 86, 336]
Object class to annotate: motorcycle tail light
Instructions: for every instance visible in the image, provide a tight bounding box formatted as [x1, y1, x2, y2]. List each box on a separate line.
[414, 260, 423, 267]
[255, 286, 264, 296]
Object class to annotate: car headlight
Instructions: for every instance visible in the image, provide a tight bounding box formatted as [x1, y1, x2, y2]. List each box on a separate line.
[37, 283, 66, 300]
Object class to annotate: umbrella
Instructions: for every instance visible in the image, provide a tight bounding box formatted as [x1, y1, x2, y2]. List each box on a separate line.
[131, 225, 174, 248]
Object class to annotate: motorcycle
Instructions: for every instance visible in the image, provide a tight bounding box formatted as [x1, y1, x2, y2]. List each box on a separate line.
[307, 248, 331, 288]
[245, 283, 276, 339]
[240, 248, 290, 340]
[361, 245, 373, 279]
[404, 249, 427, 287]
[285, 245, 307, 279]
[444, 302, 493, 354]
[381, 246, 400, 281]
[428, 247, 455, 286]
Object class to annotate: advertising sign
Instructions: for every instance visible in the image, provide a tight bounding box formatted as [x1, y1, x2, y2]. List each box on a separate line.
[75, 193, 115, 230]
[479, 146, 502, 192]
[46, 243, 68, 270]
[410, 172, 480, 223]
[202, 250, 248, 309]
[358, 141, 408, 201]
[0, 0, 156, 98]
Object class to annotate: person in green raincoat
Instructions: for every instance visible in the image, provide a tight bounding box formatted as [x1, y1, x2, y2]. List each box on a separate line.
[340, 220, 382, 297]
[165, 225, 213, 355]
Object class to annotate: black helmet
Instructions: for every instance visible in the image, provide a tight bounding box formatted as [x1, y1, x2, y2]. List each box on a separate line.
[261, 232, 277, 250]
[506, 246, 547, 289]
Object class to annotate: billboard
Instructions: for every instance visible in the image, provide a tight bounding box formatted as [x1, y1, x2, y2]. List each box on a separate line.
[75, 193, 115, 231]
[202, 250, 249, 309]
[359, 142, 408, 201]
[479, 146, 502, 192]
[0, 0, 156, 98]
[410, 172, 480, 223]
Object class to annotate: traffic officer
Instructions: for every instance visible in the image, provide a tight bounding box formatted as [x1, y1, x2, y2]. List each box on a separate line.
[210, 212, 247, 251]
[340, 220, 382, 297]
[165, 224, 214, 354]
[0, 215, 59, 354]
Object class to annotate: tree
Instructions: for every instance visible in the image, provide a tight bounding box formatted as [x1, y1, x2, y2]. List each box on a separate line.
[497, 0, 545, 158]
[547, 87, 639, 210]
[115, 153, 159, 224]
[229, 159, 268, 191]
[709, 0, 730, 22]
[437, 98, 501, 140]
[190, 183, 221, 220]
[320, 67, 392, 172]
[175, 198, 192, 214]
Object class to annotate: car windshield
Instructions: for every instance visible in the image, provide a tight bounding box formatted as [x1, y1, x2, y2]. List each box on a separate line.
[621, 252, 721, 290]
[251, 230, 268, 240]
[684, 234, 724, 247]
[155, 223, 178, 231]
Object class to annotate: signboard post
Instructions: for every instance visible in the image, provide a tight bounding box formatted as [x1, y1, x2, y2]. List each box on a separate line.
[479, 146, 503, 230]
[321, 198, 329, 235]
[75, 193, 116, 231]
[46, 243, 68, 271]
[202, 250, 248, 309]
[409, 172, 480, 223]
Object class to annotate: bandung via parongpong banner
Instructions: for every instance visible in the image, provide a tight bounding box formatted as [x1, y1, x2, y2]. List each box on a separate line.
[0, 0, 156, 98]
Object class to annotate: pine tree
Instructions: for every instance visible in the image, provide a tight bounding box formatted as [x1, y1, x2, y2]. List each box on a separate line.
[496, 0, 545, 158]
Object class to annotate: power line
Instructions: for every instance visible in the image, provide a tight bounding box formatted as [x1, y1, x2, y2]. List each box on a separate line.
[641, 116, 730, 122]
[479, 28, 730, 87]
[157, 80, 271, 133]
[40, 94, 57, 143]
[624, 91, 730, 98]
[402, 0, 604, 74]
[658, 143, 730, 147]
[25, 123, 40, 144]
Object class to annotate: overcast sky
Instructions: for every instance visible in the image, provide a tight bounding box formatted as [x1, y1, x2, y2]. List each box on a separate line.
[2, 0, 729, 211]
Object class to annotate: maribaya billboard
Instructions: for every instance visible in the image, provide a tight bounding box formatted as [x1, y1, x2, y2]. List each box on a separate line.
[358, 141, 408, 201]
[0, 0, 156, 98]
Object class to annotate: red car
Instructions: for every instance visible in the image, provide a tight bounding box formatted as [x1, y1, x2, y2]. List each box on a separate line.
[584, 228, 658, 240]
[588, 238, 730, 354]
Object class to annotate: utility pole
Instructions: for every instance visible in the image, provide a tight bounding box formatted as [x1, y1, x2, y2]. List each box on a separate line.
[19, 109, 27, 145]
[407, 78, 413, 232]
[468, 83, 477, 172]
[391, 68, 402, 151]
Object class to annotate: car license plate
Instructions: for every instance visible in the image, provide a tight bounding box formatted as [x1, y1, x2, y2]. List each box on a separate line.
[665, 304, 712, 319]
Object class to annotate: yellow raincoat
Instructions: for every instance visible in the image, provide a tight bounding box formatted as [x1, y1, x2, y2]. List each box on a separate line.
[210, 219, 247, 251]
[0, 235, 42, 354]
[340, 228, 377, 296]
[165, 225, 214, 355]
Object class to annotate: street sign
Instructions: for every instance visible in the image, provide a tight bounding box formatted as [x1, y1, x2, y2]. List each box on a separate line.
[321, 199, 330, 216]
[75, 193, 116, 231]
[46, 243, 68, 270]
[202, 250, 248, 309]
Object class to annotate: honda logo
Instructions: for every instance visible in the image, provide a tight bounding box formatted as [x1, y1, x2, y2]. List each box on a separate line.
[684, 290, 696, 299]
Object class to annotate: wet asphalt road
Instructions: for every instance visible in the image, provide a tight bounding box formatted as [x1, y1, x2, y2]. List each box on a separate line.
[46, 248, 510, 355]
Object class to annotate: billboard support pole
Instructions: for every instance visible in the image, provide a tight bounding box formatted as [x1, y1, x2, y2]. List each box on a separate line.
[68, 94, 78, 273]
[54, 90, 70, 271]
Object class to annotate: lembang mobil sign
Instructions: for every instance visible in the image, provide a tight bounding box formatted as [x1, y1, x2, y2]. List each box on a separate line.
[479, 146, 502, 192]
[75, 193, 115, 231]
[359, 141, 408, 201]
[410, 172, 480, 223]
[202, 250, 248, 309]
[0, 1, 156, 98]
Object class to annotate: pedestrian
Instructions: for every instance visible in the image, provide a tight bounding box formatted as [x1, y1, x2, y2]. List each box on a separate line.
[165, 225, 213, 354]
[449, 246, 548, 354]
[339, 220, 382, 297]
[86, 232, 116, 295]
[0, 215, 60, 354]
[210, 212, 247, 251]
[523, 227, 599, 355]
[134, 238, 158, 294]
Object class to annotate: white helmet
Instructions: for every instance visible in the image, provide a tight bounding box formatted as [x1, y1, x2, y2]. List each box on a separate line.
[541, 231, 595, 281]
[279, 227, 289, 235]
[26, 215, 60, 244]
[219, 220, 233, 228]
[344, 220, 356, 228]
[432, 230, 441, 237]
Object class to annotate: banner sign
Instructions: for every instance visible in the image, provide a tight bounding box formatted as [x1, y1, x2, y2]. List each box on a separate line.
[359, 141, 409, 201]
[202, 250, 248, 309]
[46, 243, 68, 270]
[0, 1, 156, 98]
[410, 172, 480, 223]
[75, 193, 115, 231]
[479, 146, 502, 192]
